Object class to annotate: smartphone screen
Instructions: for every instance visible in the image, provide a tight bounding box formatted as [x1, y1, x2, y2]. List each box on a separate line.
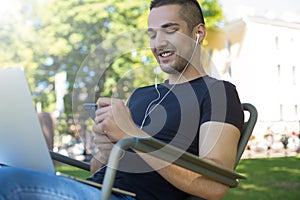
[83, 103, 98, 121]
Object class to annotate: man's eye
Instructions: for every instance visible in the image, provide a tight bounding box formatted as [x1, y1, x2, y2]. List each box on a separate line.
[147, 32, 156, 39]
[165, 28, 177, 34]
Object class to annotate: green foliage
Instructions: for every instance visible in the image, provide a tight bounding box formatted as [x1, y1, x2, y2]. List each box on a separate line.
[36, 0, 151, 108]
[0, 0, 42, 87]
[200, 0, 223, 29]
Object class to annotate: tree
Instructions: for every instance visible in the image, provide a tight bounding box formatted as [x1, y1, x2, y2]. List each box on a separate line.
[35, 0, 150, 112]
[0, 0, 44, 87]
[200, 0, 223, 29]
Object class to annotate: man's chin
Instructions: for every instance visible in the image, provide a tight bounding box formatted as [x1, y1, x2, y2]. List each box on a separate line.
[160, 65, 176, 74]
[160, 64, 184, 75]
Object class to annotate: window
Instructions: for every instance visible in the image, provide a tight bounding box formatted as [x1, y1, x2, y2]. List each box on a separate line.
[277, 64, 281, 83]
[226, 40, 231, 54]
[226, 63, 232, 77]
[280, 104, 283, 121]
[292, 66, 296, 85]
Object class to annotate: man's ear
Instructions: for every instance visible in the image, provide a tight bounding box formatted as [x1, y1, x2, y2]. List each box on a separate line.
[193, 23, 206, 43]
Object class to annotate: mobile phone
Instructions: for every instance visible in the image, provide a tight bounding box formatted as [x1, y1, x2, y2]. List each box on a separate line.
[83, 103, 98, 121]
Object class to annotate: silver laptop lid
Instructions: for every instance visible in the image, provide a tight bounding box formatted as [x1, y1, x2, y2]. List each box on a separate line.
[0, 68, 55, 174]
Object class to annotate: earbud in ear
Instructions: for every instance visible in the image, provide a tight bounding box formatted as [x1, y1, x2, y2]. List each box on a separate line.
[196, 33, 200, 44]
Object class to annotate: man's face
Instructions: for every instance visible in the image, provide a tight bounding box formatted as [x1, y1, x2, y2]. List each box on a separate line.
[148, 5, 195, 74]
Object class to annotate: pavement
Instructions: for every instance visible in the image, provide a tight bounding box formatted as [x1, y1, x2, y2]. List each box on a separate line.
[241, 148, 299, 159]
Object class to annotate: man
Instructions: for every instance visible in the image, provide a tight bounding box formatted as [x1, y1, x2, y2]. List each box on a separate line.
[90, 1, 243, 200]
[0, 0, 244, 200]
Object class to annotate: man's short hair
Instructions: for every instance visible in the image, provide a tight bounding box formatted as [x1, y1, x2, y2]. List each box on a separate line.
[150, 0, 205, 31]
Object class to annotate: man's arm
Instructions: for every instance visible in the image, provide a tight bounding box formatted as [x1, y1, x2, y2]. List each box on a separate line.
[92, 98, 241, 199]
[90, 154, 105, 174]
[135, 122, 240, 200]
[90, 134, 115, 174]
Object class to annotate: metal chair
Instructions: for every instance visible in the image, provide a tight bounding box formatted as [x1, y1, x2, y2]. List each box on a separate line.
[50, 103, 258, 200]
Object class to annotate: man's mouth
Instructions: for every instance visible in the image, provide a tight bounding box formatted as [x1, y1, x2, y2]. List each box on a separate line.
[159, 50, 175, 58]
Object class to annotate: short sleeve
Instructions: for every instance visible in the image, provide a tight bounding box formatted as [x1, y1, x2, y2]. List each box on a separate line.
[200, 80, 244, 133]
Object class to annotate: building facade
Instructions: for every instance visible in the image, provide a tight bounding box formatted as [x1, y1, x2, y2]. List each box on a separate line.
[204, 16, 300, 137]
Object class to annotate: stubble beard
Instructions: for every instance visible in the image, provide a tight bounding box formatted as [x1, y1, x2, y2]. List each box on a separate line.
[159, 56, 189, 75]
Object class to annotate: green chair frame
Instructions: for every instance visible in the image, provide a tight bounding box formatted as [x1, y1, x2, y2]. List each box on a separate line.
[50, 103, 257, 200]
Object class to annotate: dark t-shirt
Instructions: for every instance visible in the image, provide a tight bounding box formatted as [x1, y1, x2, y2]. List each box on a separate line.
[88, 75, 244, 200]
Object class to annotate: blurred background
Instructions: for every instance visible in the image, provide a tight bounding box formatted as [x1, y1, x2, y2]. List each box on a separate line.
[1, 0, 299, 160]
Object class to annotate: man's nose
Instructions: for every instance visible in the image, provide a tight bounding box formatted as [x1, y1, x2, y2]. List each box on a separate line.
[153, 32, 168, 49]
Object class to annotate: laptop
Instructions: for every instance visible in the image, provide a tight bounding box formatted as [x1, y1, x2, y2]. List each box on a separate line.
[0, 67, 55, 174]
[0, 68, 136, 197]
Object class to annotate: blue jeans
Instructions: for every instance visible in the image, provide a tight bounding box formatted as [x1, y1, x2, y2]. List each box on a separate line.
[0, 166, 135, 200]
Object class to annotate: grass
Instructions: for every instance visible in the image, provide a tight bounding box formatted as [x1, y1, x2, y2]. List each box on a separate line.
[55, 156, 300, 199]
[224, 156, 300, 200]
[55, 164, 91, 178]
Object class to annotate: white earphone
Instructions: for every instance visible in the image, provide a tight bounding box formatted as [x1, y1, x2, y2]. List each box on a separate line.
[196, 33, 200, 44]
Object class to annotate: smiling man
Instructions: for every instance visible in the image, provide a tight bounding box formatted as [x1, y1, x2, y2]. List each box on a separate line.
[0, 1, 244, 200]
[147, 2, 205, 78]
[90, 1, 244, 200]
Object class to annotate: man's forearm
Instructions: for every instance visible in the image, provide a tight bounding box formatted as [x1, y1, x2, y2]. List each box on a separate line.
[135, 151, 229, 200]
[90, 156, 106, 174]
[157, 158, 229, 200]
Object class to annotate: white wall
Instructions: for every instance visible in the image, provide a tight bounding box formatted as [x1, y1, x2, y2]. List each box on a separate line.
[210, 17, 300, 135]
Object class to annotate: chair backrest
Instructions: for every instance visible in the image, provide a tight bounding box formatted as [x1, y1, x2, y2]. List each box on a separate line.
[185, 103, 258, 200]
[235, 103, 258, 167]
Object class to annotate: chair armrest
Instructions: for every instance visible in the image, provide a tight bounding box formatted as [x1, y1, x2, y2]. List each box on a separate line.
[101, 137, 246, 200]
[49, 150, 90, 171]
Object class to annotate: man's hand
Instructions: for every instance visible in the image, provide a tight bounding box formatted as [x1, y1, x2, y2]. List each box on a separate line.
[90, 134, 114, 174]
[94, 134, 114, 164]
[92, 97, 146, 142]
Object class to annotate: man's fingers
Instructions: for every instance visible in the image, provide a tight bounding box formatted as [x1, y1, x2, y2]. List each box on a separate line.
[95, 105, 110, 116]
[97, 97, 125, 108]
[97, 97, 112, 107]
[94, 134, 112, 143]
[95, 106, 111, 123]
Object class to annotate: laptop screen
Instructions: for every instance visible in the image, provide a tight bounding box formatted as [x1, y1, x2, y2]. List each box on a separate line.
[0, 68, 55, 174]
